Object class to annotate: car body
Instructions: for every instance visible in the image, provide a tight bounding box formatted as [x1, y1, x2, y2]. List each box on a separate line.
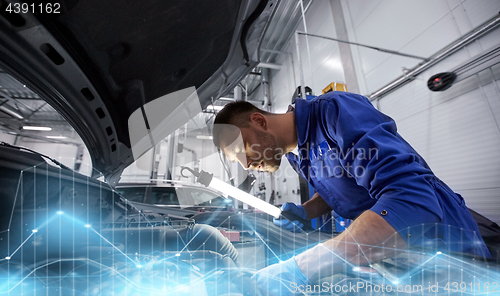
[0, 142, 334, 295]
[116, 180, 234, 215]
[1, 1, 283, 294]
[0, 0, 279, 184]
[0, 143, 254, 295]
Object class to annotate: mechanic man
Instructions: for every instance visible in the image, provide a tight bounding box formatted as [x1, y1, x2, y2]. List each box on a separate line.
[212, 91, 491, 295]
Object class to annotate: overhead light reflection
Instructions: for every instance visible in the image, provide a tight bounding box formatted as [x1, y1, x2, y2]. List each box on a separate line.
[196, 135, 213, 140]
[23, 126, 52, 131]
[324, 58, 343, 70]
[205, 105, 224, 112]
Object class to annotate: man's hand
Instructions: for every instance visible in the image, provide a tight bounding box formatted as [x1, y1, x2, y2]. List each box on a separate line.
[273, 203, 308, 232]
[294, 210, 408, 283]
[251, 257, 311, 296]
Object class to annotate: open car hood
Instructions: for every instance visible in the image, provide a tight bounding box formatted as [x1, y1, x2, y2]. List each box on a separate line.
[0, 0, 278, 184]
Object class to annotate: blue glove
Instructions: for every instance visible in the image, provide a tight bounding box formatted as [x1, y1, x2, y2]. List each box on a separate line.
[252, 257, 311, 296]
[273, 203, 307, 232]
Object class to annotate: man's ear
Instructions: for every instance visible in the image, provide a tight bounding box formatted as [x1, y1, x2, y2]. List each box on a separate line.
[249, 112, 267, 130]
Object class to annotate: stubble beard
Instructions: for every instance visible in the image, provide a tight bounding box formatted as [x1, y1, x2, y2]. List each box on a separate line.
[252, 129, 282, 173]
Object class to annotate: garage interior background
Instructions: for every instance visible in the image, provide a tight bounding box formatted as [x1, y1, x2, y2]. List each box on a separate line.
[1, 0, 499, 224]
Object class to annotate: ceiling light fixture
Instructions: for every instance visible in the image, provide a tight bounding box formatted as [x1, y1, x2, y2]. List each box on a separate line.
[22, 126, 52, 131]
[196, 135, 213, 140]
[205, 105, 224, 112]
[46, 135, 67, 139]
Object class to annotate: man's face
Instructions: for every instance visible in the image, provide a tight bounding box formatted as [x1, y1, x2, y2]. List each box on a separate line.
[219, 125, 283, 173]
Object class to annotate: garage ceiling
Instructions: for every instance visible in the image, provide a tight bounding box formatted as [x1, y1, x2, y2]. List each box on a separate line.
[0, 68, 75, 140]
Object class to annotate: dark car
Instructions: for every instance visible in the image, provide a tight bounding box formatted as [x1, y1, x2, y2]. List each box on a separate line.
[0, 140, 333, 296]
[0, 1, 284, 295]
[116, 180, 234, 214]
[0, 0, 279, 185]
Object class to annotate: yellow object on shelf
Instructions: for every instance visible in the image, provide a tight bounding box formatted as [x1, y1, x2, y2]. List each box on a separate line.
[322, 82, 348, 94]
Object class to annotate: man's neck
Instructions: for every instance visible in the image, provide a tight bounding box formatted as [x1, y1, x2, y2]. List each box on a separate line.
[266, 111, 297, 154]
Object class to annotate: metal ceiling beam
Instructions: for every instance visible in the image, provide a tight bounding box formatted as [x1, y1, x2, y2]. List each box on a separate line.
[297, 31, 429, 61]
[449, 43, 500, 84]
[0, 104, 24, 119]
[25, 101, 47, 119]
[0, 89, 25, 119]
[0, 94, 41, 99]
[216, 97, 264, 105]
[0, 89, 18, 102]
[0, 89, 36, 116]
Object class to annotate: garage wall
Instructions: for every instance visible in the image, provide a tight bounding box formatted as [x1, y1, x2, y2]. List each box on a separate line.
[378, 64, 500, 224]
[268, 0, 500, 223]
[342, 0, 500, 224]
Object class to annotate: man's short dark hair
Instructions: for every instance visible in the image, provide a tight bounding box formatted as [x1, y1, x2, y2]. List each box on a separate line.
[212, 101, 270, 148]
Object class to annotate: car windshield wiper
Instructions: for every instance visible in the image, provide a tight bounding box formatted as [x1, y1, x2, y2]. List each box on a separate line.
[0, 141, 73, 171]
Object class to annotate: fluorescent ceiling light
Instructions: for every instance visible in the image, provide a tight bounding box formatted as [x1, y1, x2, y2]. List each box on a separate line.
[23, 126, 52, 131]
[258, 62, 282, 69]
[205, 105, 224, 111]
[46, 135, 67, 139]
[196, 135, 213, 140]
[324, 58, 343, 70]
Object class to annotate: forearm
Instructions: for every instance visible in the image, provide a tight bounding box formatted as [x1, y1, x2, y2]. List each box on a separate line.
[294, 210, 407, 283]
[302, 192, 332, 220]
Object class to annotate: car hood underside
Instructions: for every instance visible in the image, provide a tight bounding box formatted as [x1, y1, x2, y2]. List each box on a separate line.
[0, 0, 276, 183]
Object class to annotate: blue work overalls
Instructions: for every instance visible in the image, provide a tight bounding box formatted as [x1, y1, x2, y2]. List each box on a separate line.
[286, 91, 490, 257]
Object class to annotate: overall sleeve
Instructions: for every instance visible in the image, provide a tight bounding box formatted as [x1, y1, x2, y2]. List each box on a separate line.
[318, 92, 443, 244]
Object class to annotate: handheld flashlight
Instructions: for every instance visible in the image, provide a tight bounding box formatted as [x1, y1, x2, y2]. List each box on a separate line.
[181, 167, 281, 218]
[181, 167, 313, 231]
